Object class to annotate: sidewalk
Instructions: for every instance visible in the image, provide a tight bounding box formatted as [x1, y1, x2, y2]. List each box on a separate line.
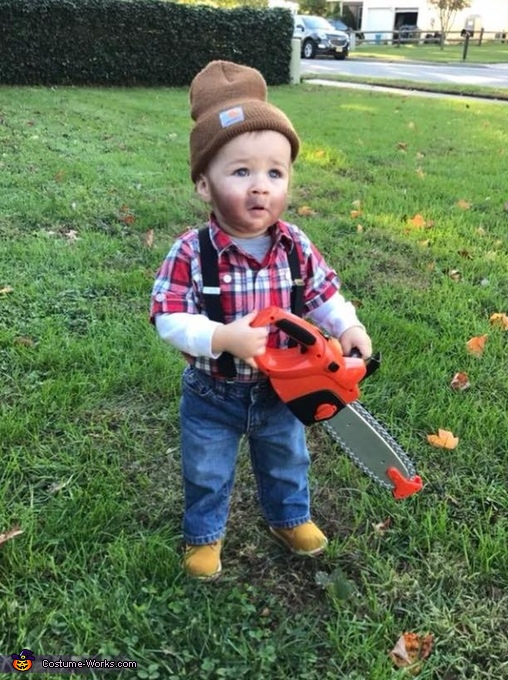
[304, 78, 508, 104]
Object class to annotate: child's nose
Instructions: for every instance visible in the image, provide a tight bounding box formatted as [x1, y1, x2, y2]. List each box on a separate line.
[250, 173, 269, 193]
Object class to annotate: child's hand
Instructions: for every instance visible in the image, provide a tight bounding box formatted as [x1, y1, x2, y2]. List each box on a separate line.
[212, 311, 269, 368]
[339, 326, 372, 360]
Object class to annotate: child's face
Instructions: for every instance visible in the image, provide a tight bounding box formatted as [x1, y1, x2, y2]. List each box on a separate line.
[196, 130, 291, 238]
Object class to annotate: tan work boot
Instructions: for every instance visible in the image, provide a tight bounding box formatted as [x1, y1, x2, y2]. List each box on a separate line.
[269, 521, 328, 556]
[183, 540, 222, 580]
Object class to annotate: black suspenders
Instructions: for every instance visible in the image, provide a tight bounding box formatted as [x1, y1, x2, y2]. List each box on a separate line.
[198, 226, 304, 378]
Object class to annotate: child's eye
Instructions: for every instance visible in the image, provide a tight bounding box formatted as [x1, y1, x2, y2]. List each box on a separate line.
[233, 168, 249, 177]
[269, 169, 283, 179]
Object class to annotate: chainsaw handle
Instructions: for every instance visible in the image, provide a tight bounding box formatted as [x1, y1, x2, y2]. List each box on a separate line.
[251, 306, 319, 348]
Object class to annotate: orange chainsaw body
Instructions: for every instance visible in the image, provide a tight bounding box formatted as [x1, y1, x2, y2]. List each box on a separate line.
[251, 306, 367, 425]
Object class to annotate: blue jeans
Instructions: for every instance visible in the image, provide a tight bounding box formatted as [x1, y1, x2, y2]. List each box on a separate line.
[179, 366, 311, 545]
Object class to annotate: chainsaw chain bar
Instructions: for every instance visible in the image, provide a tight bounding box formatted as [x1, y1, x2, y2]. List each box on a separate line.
[322, 401, 416, 489]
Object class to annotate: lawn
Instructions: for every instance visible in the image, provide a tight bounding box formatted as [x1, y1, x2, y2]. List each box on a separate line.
[352, 40, 508, 64]
[1, 84, 508, 679]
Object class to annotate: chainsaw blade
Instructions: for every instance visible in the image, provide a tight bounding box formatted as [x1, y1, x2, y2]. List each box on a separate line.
[322, 401, 422, 498]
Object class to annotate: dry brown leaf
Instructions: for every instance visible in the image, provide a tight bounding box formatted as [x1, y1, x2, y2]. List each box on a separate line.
[489, 313, 508, 330]
[144, 229, 154, 248]
[0, 525, 23, 547]
[409, 213, 426, 228]
[427, 429, 459, 449]
[118, 204, 135, 225]
[297, 205, 316, 217]
[390, 632, 434, 675]
[351, 199, 362, 209]
[448, 269, 461, 282]
[372, 517, 392, 534]
[458, 249, 473, 259]
[456, 199, 471, 210]
[350, 209, 362, 218]
[13, 336, 35, 347]
[450, 372, 470, 391]
[0, 285, 14, 295]
[466, 334, 488, 356]
[396, 141, 408, 151]
[64, 229, 80, 242]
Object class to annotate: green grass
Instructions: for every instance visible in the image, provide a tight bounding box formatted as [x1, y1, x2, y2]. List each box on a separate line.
[352, 40, 508, 63]
[1, 84, 508, 679]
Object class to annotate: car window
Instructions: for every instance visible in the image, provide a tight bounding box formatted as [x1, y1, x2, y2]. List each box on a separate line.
[302, 17, 333, 31]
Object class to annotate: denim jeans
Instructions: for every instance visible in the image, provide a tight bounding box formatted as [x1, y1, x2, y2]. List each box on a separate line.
[179, 366, 311, 545]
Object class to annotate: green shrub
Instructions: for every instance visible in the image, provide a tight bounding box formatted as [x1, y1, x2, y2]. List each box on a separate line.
[0, 0, 293, 86]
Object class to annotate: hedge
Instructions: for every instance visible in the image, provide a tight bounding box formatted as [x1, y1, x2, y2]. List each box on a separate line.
[0, 0, 294, 86]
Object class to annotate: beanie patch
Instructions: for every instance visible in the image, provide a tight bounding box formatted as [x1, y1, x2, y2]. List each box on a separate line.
[219, 106, 245, 128]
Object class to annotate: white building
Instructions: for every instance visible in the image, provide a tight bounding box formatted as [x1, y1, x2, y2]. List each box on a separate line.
[342, 1, 508, 40]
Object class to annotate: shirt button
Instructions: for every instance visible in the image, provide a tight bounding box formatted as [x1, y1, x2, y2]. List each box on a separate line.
[223, 274, 232, 283]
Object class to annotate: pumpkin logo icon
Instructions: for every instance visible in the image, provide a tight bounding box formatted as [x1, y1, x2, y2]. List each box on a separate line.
[11, 649, 35, 672]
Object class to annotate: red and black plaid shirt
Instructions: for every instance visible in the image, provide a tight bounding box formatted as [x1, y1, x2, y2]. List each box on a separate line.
[150, 218, 340, 380]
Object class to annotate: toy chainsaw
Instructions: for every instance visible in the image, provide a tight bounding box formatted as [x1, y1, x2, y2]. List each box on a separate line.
[251, 307, 423, 500]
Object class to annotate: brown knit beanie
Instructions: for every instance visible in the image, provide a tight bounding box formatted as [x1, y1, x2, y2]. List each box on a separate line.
[189, 60, 300, 182]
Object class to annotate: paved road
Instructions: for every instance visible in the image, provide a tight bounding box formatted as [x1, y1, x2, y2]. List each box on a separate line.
[300, 58, 508, 88]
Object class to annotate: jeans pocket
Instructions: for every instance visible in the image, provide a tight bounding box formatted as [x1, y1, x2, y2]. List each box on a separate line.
[182, 367, 216, 401]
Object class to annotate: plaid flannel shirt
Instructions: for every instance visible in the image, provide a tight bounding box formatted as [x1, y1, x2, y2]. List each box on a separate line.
[150, 218, 340, 381]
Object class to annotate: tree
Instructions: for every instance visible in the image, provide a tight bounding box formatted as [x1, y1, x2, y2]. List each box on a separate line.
[429, 0, 471, 36]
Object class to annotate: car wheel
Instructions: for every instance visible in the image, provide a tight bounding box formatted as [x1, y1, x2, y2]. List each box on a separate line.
[302, 39, 317, 59]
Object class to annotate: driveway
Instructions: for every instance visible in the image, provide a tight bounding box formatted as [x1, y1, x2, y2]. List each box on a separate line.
[300, 58, 508, 89]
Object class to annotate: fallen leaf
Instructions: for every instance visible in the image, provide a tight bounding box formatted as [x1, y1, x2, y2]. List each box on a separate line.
[456, 199, 471, 210]
[144, 229, 154, 248]
[351, 199, 362, 209]
[118, 204, 135, 225]
[297, 205, 316, 217]
[409, 213, 426, 228]
[0, 525, 23, 547]
[489, 313, 508, 330]
[476, 226, 486, 236]
[372, 518, 392, 534]
[396, 141, 408, 151]
[458, 249, 472, 259]
[427, 429, 459, 449]
[416, 167, 425, 179]
[450, 372, 470, 391]
[350, 209, 362, 218]
[64, 229, 80, 242]
[0, 286, 14, 295]
[448, 269, 461, 282]
[390, 632, 434, 675]
[466, 334, 488, 356]
[13, 336, 35, 347]
[416, 152, 425, 159]
[356, 224, 364, 233]
[418, 239, 430, 247]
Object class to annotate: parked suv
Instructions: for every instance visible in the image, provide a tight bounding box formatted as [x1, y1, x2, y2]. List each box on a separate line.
[293, 15, 350, 60]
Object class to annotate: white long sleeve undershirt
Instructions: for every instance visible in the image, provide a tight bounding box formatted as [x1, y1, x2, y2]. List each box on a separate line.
[154, 292, 363, 358]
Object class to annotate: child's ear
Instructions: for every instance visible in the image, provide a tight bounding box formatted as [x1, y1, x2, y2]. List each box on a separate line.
[195, 174, 211, 203]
